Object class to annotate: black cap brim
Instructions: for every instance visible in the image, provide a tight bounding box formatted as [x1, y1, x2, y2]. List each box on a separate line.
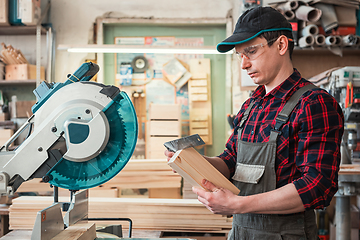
[217, 28, 293, 53]
[217, 31, 259, 53]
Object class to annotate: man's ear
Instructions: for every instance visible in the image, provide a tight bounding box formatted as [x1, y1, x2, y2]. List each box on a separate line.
[278, 35, 289, 56]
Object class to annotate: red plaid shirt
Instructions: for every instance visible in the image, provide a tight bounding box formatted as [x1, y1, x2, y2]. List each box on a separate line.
[219, 69, 344, 210]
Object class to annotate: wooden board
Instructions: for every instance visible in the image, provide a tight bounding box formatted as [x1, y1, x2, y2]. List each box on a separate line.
[17, 159, 182, 197]
[9, 197, 233, 232]
[146, 136, 174, 159]
[51, 222, 96, 240]
[148, 121, 181, 136]
[339, 164, 360, 174]
[168, 148, 240, 195]
[149, 103, 181, 120]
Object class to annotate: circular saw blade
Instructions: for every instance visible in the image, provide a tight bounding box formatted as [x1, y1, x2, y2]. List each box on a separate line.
[46, 91, 138, 190]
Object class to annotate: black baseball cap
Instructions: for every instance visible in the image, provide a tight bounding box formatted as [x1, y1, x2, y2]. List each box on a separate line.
[217, 6, 293, 53]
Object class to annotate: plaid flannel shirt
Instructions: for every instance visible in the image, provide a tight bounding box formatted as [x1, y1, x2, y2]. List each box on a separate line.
[219, 69, 344, 210]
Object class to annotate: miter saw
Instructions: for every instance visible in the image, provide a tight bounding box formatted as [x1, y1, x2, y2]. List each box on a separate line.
[0, 62, 140, 239]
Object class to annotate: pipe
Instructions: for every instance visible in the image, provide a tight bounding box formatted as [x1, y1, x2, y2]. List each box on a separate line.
[335, 195, 351, 240]
[314, 34, 326, 46]
[276, 1, 299, 11]
[284, 10, 295, 20]
[334, 35, 342, 46]
[295, 5, 322, 22]
[298, 35, 314, 48]
[301, 24, 319, 37]
[325, 35, 342, 46]
[342, 34, 357, 46]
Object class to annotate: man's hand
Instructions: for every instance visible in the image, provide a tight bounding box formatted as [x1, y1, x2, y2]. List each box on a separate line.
[164, 149, 174, 161]
[164, 149, 176, 173]
[192, 179, 238, 215]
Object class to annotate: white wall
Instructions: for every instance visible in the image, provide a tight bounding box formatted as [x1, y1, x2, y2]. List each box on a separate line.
[49, 0, 234, 82]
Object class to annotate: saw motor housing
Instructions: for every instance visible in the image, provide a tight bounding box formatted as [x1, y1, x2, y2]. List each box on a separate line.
[0, 62, 138, 195]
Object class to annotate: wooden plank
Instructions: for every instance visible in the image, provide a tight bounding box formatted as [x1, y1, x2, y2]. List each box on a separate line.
[190, 93, 208, 101]
[189, 86, 208, 94]
[190, 121, 208, 128]
[190, 128, 209, 135]
[148, 188, 181, 199]
[339, 164, 360, 174]
[51, 222, 96, 240]
[146, 136, 174, 159]
[149, 121, 181, 136]
[168, 148, 240, 195]
[189, 79, 207, 87]
[149, 103, 181, 120]
[9, 196, 233, 232]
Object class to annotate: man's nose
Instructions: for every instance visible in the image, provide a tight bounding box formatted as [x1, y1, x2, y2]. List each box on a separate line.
[241, 56, 251, 70]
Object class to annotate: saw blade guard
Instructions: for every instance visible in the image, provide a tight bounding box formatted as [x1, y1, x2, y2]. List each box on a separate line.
[46, 91, 138, 190]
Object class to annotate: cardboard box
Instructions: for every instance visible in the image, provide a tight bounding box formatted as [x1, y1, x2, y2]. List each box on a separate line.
[12, 100, 36, 118]
[0, 128, 13, 146]
[0, 112, 10, 121]
[5, 64, 45, 80]
[19, 0, 41, 26]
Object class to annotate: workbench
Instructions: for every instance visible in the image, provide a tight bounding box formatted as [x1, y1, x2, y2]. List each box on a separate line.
[0, 229, 223, 239]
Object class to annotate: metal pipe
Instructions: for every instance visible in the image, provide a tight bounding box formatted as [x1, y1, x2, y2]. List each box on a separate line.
[335, 195, 351, 240]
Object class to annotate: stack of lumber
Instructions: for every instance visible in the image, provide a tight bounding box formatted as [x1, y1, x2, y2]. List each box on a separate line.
[0, 43, 28, 65]
[17, 159, 182, 198]
[9, 197, 233, 232]
[104, 159, 180, 189]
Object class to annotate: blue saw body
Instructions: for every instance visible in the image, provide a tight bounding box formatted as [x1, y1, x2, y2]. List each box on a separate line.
[32, 62, 138, 190]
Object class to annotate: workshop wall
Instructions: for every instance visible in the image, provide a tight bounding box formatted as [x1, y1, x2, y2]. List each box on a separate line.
[50, 0, 234, 83]
[49, 0, 235, 156]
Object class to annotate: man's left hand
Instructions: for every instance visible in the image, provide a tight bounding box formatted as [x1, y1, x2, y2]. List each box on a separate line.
[192, 179, 238, 215]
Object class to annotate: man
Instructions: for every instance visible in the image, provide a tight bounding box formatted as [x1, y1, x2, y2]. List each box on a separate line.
[165, 6, 344, 239]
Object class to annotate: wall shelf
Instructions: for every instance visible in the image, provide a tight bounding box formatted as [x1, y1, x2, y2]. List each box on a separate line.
[0, 26, 47, 36]
[0, 80, 36, 85]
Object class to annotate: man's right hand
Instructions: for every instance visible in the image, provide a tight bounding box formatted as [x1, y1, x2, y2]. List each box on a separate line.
[164, 149, 176, 173]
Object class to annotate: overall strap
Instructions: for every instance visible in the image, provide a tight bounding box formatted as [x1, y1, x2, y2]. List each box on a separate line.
[239, 101, 256, 129]
[269, 84, 316, 141]
[238, 101, 256, 137]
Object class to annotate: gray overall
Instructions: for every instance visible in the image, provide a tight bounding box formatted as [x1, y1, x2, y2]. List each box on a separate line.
[228, 84, 319, 240]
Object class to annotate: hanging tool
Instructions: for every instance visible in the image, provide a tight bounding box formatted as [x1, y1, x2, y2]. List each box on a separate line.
[345, 71, 354, 108]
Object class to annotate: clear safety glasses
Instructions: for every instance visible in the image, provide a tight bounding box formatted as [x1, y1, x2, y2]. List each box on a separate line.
[234, 37, 279, 61]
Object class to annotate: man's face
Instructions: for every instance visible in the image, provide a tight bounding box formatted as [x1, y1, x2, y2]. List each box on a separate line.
[235, 36, 280, 87]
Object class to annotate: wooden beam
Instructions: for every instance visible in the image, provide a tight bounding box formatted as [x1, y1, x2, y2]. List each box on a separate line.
[51, 222, 96, 240]
[168, 148, 240, 195]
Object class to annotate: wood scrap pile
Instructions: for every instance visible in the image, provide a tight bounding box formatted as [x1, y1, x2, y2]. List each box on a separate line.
[9, 197, 233, 232]
[0, 43, 28, 65]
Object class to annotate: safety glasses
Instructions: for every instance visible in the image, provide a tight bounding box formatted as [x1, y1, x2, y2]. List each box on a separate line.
[234, 37, 279, 61]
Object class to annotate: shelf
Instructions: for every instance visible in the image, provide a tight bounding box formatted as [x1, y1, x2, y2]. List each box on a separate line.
[293, 46, 360, 55]
[0, 26, 47, 36]
[57, 44, 231, 54]
[0, 80, 36, 85]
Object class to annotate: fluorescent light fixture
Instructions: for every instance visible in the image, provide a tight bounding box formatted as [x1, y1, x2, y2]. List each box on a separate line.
[58, 44, 232, 55]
